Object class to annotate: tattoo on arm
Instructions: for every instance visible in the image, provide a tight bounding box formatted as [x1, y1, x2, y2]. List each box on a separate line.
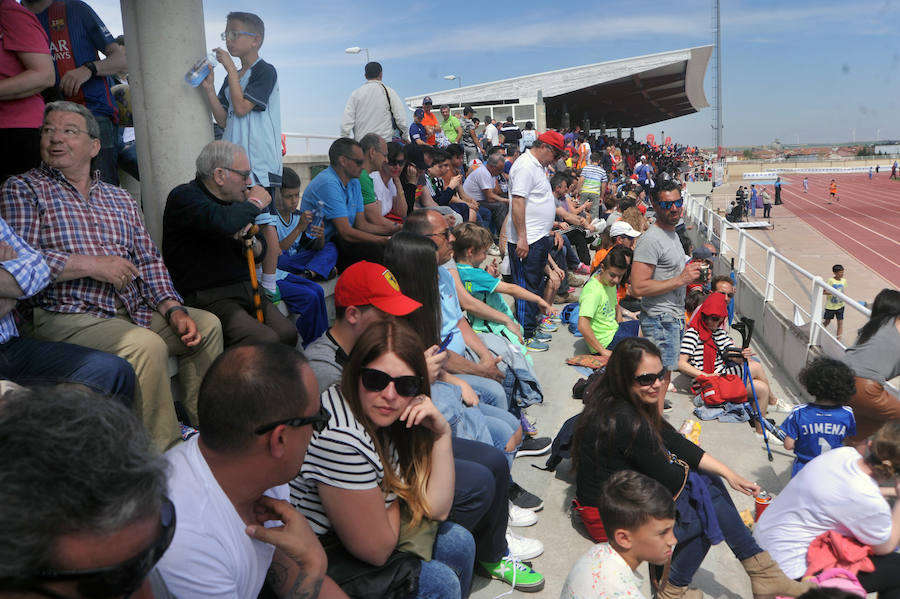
[266, 562, 289, 591]
[287, 569, 324, 599]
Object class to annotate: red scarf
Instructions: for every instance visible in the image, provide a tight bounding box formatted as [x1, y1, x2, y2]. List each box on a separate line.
[688, 293, 728, 372]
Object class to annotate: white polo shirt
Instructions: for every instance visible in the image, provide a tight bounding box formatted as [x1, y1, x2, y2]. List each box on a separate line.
[507, 149, 556, 245]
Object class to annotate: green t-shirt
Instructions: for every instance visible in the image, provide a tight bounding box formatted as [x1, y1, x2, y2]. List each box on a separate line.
[360, 169, 377, 205]
[578, 275, 619, 350]
[441, 115, 461, 143]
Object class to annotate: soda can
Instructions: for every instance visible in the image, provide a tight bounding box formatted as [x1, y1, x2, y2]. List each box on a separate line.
[754, 490, 772, 521]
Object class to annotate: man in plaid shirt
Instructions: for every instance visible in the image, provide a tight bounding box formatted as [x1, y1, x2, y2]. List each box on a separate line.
[0, 101, 223, 451]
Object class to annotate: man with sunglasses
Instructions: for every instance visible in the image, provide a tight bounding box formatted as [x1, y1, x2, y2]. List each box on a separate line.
[507, 131, 568, 347]
[0, 101, 223, 452]
[0, 385, 175, 599]
[300, 138, 395, 272]
[163, 139, 299, 349]
[630, 178, 704, 413]
[157, 343, 342, 599]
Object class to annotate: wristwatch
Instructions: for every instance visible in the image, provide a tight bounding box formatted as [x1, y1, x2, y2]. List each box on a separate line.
[83, 61, 98, 77]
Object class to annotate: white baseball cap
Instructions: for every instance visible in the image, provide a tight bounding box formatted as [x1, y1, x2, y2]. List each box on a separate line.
[610, 221, 641, 238]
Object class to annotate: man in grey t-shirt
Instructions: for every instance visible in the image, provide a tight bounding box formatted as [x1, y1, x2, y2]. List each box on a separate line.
[630, 179, 703, 412]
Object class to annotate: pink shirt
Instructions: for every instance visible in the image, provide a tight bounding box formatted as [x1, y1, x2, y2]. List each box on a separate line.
[0, 0, 50, 128]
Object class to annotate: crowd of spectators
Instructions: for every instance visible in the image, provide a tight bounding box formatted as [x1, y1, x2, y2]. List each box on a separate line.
[2, 4, 899, 599]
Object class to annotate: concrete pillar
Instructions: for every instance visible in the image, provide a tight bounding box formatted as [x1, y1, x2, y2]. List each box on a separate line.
[121, 0, 213, 244]
[535, 93, 547, 132]
[616, 127, 622, 140]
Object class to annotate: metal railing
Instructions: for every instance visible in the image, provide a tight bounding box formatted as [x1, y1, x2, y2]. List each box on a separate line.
[684, 192, 872, 345]
[283, 132, 339, 156]
[683, 192, 898, 397]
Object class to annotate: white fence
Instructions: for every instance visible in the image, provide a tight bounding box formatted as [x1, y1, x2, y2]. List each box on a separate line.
[283, 132, 339, 156]
[682, 192, 899, 398]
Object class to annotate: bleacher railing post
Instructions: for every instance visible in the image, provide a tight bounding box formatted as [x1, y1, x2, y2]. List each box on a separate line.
[765, 248, 777, 302]
[737, 232, 747, 274]
[809, 276, 826, 347]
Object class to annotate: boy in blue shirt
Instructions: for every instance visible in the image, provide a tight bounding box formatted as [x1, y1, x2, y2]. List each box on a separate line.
[781, 356, 857, 477]
[200, 11, 282, 300]
[269, 168, 329, 346]
[452, 222, 557, 354]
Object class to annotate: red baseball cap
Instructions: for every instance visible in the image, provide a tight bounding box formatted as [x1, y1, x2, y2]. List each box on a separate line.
[334, 262, 422, 316]
[537, 131, 565, 153]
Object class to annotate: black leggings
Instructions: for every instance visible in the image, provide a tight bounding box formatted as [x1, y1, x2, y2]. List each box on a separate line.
[857, 553, 900, 599]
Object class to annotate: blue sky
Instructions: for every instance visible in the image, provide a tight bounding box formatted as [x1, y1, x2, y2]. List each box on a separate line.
[90, 0, 898, 149]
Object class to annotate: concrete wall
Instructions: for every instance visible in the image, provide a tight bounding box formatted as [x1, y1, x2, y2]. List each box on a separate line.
[283, 154, 330, 193]
[726, 156, 897, 177]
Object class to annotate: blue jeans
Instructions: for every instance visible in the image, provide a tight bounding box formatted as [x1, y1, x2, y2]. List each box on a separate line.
[508, 236, 553, 338]
[668, 473, 763, 587]
[606, 319, 641, 351]
[455, 373, 509, 410]
[431, 381, 493, 446]
[0, 336, 135, 404]
[417, 521, 475, 599]
[476, 401, 520, 468]
[639, 312, 684, 369]
[94, 115, 120, 186]
[450, 438, 509, 563]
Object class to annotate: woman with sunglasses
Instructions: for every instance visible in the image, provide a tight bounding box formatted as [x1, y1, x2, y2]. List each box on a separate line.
[573, 338, 811, 599]
[293, 319, 474, 599]
[677, 292, 771, 434]
[369, 141, 407, 225]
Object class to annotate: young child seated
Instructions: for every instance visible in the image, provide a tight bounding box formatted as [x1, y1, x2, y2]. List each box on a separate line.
[274, 167, 337, 280]
[452, 222, 557, 353]
[781, 356, 857, 477]
[578, 246, 640, 357]
[561, 470, 676, 599]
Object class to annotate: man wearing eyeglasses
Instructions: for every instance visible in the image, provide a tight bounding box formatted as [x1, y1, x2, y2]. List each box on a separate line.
[22, 0, 127, 185]
[0, 101, 223, 452]
[0, 385, 176, 599]
[630, 178, 704, 413]
[301, 138, 395, 272]
[157, 343, 344, 599]
[162, 139, 299, 349]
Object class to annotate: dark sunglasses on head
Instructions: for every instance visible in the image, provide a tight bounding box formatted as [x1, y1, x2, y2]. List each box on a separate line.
[0, 497, 177, 599]
[255, 405, 332, 435]
[634, 368, 668, 386]
[657, 198, 684, 210]
[360, 367, 422, 397]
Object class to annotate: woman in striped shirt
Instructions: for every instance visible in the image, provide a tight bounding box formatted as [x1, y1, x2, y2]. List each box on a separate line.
[292, 319, 474, 598]
[678, 292, 772, 433]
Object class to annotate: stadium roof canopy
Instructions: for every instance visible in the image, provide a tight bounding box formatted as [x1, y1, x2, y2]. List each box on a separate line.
[405, 46, 713, 129]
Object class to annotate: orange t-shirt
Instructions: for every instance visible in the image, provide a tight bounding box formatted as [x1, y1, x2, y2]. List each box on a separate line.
[422, 111, 439, 145]
[829, 182, 837, 194]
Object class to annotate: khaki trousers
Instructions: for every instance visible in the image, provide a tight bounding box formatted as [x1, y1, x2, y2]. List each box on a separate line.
[31, 306, 223, 452]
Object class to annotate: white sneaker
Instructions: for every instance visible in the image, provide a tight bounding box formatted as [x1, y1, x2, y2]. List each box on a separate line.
[505, 528, 544, 560]
[770, 398, 794, 413]
[508, 501, 537, 527]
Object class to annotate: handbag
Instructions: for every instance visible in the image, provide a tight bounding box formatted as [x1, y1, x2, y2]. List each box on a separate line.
[691, 373, 747, 406]
[321, 533, 421, 599]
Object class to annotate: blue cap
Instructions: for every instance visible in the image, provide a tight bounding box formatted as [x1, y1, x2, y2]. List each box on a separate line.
[422, 96, 433, 104]
[414, 108, 425, 118]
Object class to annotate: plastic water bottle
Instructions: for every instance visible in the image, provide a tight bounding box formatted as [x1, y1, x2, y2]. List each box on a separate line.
[184, 52, 217, 87]
[306, 201, 325, 239]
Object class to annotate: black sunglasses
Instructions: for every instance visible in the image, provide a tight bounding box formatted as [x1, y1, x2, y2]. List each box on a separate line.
[1, 497, 177, 599]
[387, 158, 404, 166]
[254, 405, 332, 435]
[428, 228, 452, 240]
[634, 368, 668, 387]
[360, 368, 422, 397]
[342, 155, 364, 166]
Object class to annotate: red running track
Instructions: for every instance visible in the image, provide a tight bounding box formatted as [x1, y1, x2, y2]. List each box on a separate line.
[776, 173, 900, 285]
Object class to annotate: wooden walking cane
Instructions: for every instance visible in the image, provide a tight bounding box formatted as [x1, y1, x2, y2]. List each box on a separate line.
[243, 224, 264, 323]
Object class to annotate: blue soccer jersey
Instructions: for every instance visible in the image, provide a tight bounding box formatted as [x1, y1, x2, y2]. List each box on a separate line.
[781, 404, 856, 477]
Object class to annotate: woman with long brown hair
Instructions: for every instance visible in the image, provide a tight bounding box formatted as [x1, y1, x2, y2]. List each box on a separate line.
[293, 319, 474, 598]
[573, 337, 812, 598]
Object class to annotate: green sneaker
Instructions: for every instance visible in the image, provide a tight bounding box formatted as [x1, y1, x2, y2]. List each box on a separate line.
[480, 557, 545, 592]
[262, 286, 282, 304]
